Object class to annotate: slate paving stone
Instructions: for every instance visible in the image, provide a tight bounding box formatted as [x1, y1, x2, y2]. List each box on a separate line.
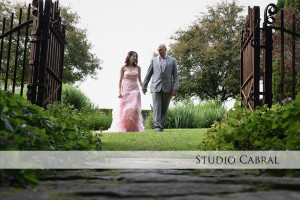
[167, 191, 300, 200]
[0, 169, 299, 200]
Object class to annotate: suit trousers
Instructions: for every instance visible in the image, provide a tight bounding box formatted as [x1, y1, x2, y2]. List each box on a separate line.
[152, 90, 172, 130]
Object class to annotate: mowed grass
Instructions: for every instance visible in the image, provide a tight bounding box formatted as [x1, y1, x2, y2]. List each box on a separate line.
[97, 129, 206, 150]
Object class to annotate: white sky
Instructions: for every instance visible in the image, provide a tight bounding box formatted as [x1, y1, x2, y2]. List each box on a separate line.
[22, 0, 277, 110]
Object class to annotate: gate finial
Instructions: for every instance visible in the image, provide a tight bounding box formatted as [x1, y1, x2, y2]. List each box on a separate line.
[264, 4, 278, 26]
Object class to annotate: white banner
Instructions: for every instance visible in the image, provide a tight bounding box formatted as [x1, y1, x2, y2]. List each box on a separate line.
[0, 151, 299, 169]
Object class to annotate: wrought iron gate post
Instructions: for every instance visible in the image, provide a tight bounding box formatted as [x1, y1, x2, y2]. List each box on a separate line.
[262, 4, 277, 107]
[37, 0, 51, 107]
[263, 25, 273, 107]
[253, 7, 260, 109]
[27, 0, 43, 104]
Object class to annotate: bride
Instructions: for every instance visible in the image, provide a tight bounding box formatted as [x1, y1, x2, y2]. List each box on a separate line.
[105, 51, 144, 132]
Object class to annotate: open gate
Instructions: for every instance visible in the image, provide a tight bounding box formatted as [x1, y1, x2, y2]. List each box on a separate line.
[240, 6, 260, 112]
[241, 3, 299, 111]
[0, 0, 66, 108]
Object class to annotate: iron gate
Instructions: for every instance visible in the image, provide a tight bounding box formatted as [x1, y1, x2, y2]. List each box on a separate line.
[0, 0, 66, 108]
[241, 3, 299, 111]
[240, 6, 260, 112]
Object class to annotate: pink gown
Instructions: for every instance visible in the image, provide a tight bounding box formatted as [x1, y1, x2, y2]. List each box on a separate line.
[105, 69, 144, 132]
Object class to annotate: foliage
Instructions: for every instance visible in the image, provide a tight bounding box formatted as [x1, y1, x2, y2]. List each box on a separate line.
[61, 84, 114, 131]
[191, 100, 227, 128]
[61, 84, 94, 110]
[60, 5, 102, 83]
[0, 0, 102, 84]
[0, 90, 102, 150]
[277, 0, 300, 12]
[82, 109, 112, 131]
[141, 109, 152, 123]
[144, 100, 226, 129]
[0, 169, 39, 188]
[0, 89, 101, 187]
[144, 111, 154, 129]
[272, 5, 300, 104]
[272, 57, 282, 104]
[165, 101, 195, 129]
[169, 0, 244, 101]
[99, 108, 112, 115]
[200, 93, 300, 150]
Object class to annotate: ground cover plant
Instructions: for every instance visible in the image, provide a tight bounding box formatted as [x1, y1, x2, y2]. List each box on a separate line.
[0, 90, 101, 188]
[200, 93, 300, 151]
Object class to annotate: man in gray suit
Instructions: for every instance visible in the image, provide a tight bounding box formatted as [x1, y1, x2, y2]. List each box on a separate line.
[142, 44, 179, 132]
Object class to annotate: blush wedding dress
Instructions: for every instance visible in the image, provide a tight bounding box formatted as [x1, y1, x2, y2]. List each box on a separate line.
[105, 69, 144, 132]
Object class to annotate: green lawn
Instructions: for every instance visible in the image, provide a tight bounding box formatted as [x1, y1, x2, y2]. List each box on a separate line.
[96, 129, 206, 150]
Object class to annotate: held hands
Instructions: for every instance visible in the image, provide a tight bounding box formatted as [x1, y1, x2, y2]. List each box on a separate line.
[142, 89, 177, 96]
[141, 77, 178, 96]
[172, 90, 178, 96]
[118, 93, 122, 98]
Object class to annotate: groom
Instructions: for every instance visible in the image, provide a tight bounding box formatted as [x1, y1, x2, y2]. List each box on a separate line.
[142, 44, 179, 132]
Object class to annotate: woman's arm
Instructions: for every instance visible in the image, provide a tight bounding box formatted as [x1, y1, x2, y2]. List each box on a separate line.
[138, 66, 142, 87]
[118, 66, 125, 98]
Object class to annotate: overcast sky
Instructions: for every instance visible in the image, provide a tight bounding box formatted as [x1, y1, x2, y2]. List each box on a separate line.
[22, 0, 277, 109]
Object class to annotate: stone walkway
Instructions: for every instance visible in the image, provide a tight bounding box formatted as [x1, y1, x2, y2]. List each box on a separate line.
[0, 169, 300, 200]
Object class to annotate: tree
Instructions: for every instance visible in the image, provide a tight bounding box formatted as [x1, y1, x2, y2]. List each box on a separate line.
[169, 0, 244, 101]
[277, 0, 300, 12]
[0, 1, 30, 87]
[0, 0, 102, 84]
[60, 6, 102, 84]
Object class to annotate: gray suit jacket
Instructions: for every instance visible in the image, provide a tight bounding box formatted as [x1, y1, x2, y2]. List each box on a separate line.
[142, 55, 179, 93]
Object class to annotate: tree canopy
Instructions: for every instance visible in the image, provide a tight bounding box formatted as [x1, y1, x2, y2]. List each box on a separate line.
[277, 0, 300, 12]
[60, 6, 102, 84]
[169, 0, 244, 101]
[0, 0, 102, 84]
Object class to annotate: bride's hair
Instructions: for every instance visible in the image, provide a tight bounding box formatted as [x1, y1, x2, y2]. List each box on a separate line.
[125, 51, 138, 66]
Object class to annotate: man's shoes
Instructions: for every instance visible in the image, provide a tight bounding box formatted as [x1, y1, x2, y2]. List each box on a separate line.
[155, 129, 162, 132]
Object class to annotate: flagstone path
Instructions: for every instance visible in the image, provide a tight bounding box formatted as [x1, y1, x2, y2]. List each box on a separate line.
[1, 169, 300, 200]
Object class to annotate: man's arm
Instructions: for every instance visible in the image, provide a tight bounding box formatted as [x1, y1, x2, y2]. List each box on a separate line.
[172, 58, 179, 92]
[142, 59, 154, 93]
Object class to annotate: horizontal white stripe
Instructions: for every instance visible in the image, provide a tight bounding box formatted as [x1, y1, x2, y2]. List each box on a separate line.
[0, 151, 299, 169]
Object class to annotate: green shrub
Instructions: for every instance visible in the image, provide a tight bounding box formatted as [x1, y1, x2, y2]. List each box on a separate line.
[83, 109, 112, 131]
[99, 108, 112, 115]
[193, 100, 226, 128]
[142, 109, 152, 121]
[14, 86, 27, 100]
[61, 84, 115, 131]
[200, 93, 300, 150]
[0, 95, 101, 151]
[144, 111, 154, 129]
[0, 80, 27, 100]
[61, 84, 94, 110]
[0, 89, 101, 188]
[165, 101, 195, 128]
[144, 100, 226, 129]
